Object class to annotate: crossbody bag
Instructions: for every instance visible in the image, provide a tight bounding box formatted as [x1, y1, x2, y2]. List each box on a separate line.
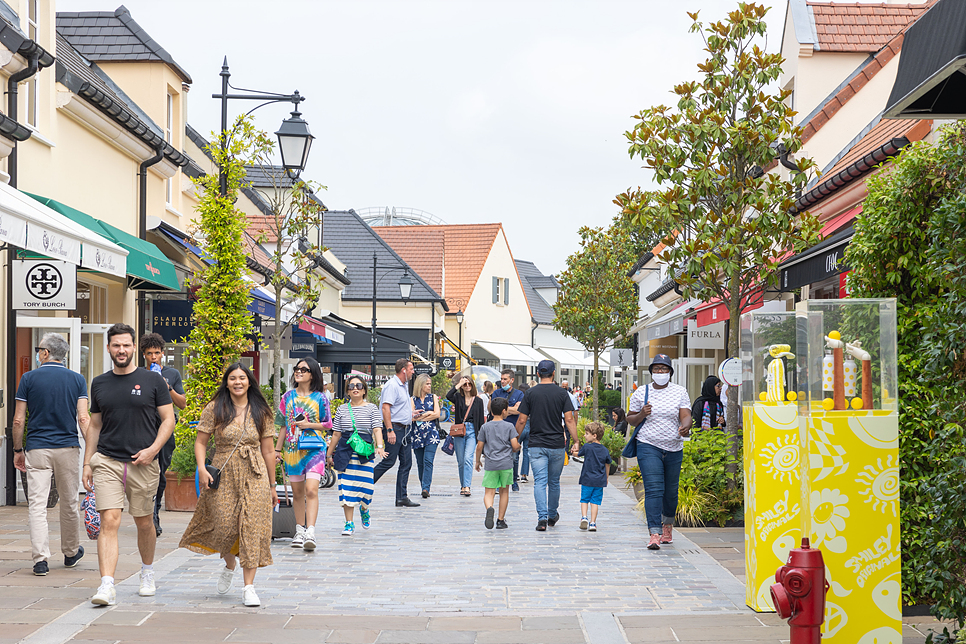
[449, 397, 475, 437]
[621, 386, 649, 459]
[346, 403, 375, 458]
[207, 407, 249, 490]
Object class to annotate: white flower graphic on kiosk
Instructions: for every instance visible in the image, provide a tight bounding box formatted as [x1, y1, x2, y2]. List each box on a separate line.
[810, 488, 849, 553]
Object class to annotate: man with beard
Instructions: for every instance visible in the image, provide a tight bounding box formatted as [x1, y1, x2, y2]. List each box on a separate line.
[83, 324, 174, 606]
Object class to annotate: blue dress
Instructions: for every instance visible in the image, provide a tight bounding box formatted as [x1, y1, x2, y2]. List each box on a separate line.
[410, 394, 440, 449]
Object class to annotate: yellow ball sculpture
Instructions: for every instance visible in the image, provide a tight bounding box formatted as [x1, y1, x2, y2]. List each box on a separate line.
[786, 391, 798, 401]
[822, 398, 835, 411]
[828, 330, 841, 340]
[759, 392, 768, 401]
[851, 397, 864, 410]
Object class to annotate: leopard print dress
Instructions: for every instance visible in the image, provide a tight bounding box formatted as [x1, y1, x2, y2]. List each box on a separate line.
[179, 404, 274, 568]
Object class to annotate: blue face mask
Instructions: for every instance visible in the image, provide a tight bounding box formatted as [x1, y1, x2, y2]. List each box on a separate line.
[501, 384, 511, 392]
[36, 353, 43, 367]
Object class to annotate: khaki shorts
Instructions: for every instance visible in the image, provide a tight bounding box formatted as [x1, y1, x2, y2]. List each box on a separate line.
[90, 452, 160, 517]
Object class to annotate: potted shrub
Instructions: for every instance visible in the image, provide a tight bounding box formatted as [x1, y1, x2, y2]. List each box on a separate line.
[622, 465, 645, 501]
[165, 421, 204, 512]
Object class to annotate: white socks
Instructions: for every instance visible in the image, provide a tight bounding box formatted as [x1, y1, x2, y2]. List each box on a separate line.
[101, 575, 114, 586]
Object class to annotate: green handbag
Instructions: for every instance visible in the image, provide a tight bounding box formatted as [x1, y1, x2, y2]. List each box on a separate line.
[346, 403, 375, 458]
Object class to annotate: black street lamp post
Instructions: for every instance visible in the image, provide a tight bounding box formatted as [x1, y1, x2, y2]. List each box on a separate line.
[370, 252, 413, 387]
[212, 58, 314, 197]
[456, 308, 464, 354]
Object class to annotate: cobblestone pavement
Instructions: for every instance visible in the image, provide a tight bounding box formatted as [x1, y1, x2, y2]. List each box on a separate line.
[1, 458, 949, 643]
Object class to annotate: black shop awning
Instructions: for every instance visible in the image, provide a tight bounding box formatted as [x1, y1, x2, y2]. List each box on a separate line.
[315, 317, 414, 365]
[885, 0, 966, 118]
[779, 228, 853, 292]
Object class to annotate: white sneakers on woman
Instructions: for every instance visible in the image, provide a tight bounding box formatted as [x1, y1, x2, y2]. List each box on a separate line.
[242, 585, 260, 607]
[217, 566, 234, 594]
[303, 525, 316, 551]
[291, 524, 306, 548]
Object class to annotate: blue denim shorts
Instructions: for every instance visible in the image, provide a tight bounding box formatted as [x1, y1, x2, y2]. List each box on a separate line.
[580, 485, 603, 505]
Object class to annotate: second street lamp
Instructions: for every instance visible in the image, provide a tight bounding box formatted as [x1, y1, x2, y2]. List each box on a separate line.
[370, 251, 414, 387]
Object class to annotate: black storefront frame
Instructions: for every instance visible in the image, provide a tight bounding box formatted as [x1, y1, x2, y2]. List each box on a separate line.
[316, 318, 414, 397]
[780, 228, 853, 292]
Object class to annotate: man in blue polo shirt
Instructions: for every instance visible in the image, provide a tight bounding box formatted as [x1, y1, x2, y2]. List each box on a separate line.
[491, 369, 525, 491]
[13, 333, 90, 576]
[373, 358, 419, 507]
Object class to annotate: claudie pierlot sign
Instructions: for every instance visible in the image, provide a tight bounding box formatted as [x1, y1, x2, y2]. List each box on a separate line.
[688, 321, 725, 350]
[152, 299, 194, 343]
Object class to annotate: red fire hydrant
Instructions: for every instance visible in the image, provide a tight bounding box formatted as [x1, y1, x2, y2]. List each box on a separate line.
[770, 538, 829, 644]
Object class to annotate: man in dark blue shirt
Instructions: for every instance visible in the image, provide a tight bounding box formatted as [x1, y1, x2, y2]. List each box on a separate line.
[490, 369, 526, 491]
[13, 333, 89, 576]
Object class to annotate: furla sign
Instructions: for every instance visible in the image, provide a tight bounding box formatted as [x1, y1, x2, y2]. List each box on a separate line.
[688, 321, 725, 350]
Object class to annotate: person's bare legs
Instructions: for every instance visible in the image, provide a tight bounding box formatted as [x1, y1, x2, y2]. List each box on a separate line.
[343, 505, 354, 522]
[589, 503, 599, 523]
[483, 487, 496, 511]
[96, 509, 122, 577]
[222, 552, 236, 570]
[498, 485, 509, 520]
[132, 515, 157, 565]
[242, 567, 256, 586]
[290, 480, 306, 526]
[304, 480, 319, 527]
[580, 502, 589, 519]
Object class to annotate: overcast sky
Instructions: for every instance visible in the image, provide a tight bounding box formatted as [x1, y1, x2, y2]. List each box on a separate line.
[58, 0, 782, 275]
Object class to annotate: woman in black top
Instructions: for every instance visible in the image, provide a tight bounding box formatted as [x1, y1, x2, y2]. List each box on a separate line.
[611, 408, 628, 436]
[446, 376, 486, 497]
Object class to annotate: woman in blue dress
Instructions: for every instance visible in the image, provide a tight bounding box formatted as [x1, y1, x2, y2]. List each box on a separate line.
[410, 374, 441, 498]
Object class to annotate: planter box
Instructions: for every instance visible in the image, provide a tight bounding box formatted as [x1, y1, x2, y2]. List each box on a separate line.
[163, 471, 198, 512]
[632, 482, 645, 502]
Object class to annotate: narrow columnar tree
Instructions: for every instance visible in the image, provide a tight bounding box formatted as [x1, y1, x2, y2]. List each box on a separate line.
[615, 3, 820, 457]
[554, 225, 638, 421]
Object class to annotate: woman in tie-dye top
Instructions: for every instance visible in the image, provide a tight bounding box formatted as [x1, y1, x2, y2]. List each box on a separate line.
[274, 357, 331, 550]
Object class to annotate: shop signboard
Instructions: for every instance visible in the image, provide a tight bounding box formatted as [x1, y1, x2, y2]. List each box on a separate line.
[609, 348, 633, 368]
[152, 300, 194, 342]
[688, 321, 725, 350]
[289, 329, 316, 359]
[440, 356, 458, 370]
[414, 362, 437, 376]
[12, 259, 76, 310]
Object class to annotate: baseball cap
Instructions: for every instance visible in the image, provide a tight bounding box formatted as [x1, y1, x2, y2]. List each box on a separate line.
[537, 359, 556, 376]
[649, 354, 674, 374]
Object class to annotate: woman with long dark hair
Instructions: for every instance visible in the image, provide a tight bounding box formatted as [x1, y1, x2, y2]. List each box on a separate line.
[446, 375, 485, 497]
[274, 357, 331, 550]
[611, 407, 628, 436]
[179, 363, 278, 607]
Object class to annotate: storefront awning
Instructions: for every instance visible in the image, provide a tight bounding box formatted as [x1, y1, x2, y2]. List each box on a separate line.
[0, 182, 127, 276]
[316, 318, 413, 365]
[695, 291, 764, 327]
[779, 227, 853, 292]
[644, 298, 700, 340]
[538, 346, 609, 370]
[28, 194, 179, 290]
[473, 341, 547, 367]
[884, 0, 966, 118]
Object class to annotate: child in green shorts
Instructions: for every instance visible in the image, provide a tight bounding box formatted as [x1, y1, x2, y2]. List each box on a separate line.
[475, 397, 521, 529]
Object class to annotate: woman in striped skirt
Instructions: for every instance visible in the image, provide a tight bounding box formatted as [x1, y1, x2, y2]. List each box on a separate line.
[326, 374, 386, 535]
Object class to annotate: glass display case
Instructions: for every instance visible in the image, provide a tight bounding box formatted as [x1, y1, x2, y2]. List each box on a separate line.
[740, 311, 801, 612]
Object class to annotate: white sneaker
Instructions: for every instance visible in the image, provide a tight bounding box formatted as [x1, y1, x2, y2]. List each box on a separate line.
[303, 526, 316, 551]
[579, 517, 589, 530]
[291, 524, 305, 548]
[91, 582, 116, 606]
[138, 570, 156, 597]
[217, 566, 234, 595]
[242, 584, 260, 607]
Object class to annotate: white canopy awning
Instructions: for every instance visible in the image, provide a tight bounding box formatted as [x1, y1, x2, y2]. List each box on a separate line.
[0, 182, 127, 276]
[537, 346, 610, 370]
[474, 340, 546, 367]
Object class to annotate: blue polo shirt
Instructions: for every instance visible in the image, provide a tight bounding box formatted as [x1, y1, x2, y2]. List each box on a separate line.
[491, 387, 525, 425]
[15, 362, 88, 451]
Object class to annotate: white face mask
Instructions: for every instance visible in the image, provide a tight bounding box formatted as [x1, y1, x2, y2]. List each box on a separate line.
[652, 372, 671, 386]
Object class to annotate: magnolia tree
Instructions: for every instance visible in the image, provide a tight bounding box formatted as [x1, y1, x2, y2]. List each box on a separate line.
[554, 225, 638, 421]
[244, 136, 327, 412]
[615, 3, 821, 458]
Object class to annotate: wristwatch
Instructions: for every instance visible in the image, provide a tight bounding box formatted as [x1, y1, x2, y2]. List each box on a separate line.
[13, 448, 23, 454]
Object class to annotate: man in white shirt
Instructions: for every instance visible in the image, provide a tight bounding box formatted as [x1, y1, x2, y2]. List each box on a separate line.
[374, 358, 419, 507]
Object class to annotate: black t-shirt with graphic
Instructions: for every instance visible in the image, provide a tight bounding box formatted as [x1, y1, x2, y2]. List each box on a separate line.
[519, 383, 575, 450]
[90, 369, 172, 462]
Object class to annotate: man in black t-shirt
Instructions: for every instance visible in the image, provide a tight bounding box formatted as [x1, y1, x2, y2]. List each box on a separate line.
[83, 324, 174, 607]
[140, 333, 186, 536]
[516, 360, 578, 531]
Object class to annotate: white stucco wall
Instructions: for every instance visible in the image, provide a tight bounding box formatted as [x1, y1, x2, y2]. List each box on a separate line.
[463, 229, 532, 347]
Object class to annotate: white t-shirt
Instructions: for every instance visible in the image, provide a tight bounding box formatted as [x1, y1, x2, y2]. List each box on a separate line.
[628, 383, 691, 452]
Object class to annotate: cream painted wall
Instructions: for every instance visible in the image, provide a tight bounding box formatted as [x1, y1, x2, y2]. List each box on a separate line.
[463, 229, 532, 347]
[793, 53, 869, 125]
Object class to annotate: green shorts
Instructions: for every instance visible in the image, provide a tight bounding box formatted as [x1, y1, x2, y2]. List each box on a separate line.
[482, 469, 513, 489]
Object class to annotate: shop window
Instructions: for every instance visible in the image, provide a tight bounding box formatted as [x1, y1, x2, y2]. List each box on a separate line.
[69, 282, 107, 324]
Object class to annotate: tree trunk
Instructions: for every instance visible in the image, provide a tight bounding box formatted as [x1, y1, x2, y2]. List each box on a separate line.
[593, 350, 600, 421]
[273, 278, 284, 413]
[725, 282, 741, 490]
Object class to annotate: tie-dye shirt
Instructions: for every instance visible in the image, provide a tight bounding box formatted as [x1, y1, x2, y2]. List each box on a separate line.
[279, 390, 332, 477]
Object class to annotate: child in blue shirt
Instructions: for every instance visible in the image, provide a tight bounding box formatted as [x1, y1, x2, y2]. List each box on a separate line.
[578, 421, 611, 531]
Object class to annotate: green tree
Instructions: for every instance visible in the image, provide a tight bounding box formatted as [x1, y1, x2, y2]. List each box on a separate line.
[554, 226, 638, 420]
[244, 138, 327, 412]
[608, 195, 664, 266]
[614, 3, 820, 453]
[846, 122, 966, 635]
[169, 116, 259, 478]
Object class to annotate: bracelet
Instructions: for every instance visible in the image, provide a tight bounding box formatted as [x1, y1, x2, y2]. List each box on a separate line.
[275, 449, 282, 453]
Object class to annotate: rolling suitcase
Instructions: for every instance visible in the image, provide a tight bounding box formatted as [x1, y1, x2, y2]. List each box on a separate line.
[272, 482, 297, 540]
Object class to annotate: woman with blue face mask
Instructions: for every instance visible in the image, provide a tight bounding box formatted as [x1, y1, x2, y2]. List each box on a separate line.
[625, 355, 692, 551]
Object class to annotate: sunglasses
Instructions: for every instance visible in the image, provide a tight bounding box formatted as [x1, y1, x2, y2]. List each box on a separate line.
[347, 382, 366, 391]
[293, 367, 311, 374]
[35, 346, 47, 353]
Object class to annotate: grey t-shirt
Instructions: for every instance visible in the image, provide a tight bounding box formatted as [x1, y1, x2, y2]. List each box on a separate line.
[477, 419, 517, 471]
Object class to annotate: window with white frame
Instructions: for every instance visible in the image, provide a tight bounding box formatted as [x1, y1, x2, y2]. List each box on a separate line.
[26, 0, 38, 127]
[165, 93, 173, 204]
[491, 277, 509, 306]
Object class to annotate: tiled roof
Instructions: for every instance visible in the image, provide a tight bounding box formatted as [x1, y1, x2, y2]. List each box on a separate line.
[324, 210, 441, 303]
[240, 165, 326, 243]
[514, 260, 557, 325]
[373, 227, 445, 295]
[809, 2, 930, 52]
[372, 223, 502, 311]
[56, 5, 192, 83]
[822, 117, 923, 179]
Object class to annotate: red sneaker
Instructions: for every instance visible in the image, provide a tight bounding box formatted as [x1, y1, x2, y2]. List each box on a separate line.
[661, 525, 673, 544]
[647, 534, 661, 550]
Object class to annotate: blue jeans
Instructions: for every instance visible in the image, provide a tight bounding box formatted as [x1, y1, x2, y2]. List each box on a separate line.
[513, 422, 530, 481]
[637, 442, 684, 534]
[413, 440, 439, 492]
[453, 422, 476, 488]
[529, 446, 565, 521]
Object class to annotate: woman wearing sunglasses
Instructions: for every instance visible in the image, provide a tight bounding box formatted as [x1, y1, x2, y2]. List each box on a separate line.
[326, 375, 386, 535]
[274, 358, 331, 550]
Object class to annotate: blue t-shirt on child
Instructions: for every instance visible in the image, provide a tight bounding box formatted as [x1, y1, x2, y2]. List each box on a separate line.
[578, 442, 611, 488]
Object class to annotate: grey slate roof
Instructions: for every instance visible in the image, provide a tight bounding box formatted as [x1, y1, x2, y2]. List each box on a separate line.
[323, 210, 441, 303]
[56, 5, 192, 84]
[514, 259, 558, 325]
